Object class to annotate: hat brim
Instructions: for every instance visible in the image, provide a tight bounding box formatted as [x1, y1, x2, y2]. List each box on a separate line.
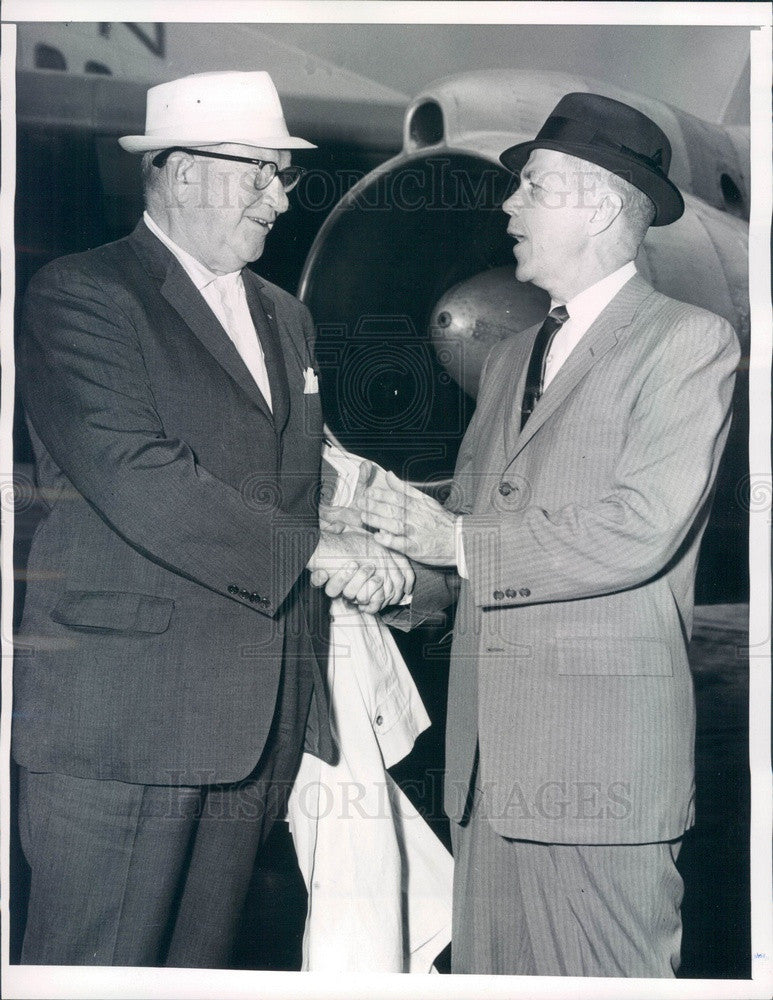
[499, 139, 684, 226]
[118, 134, 317, 153]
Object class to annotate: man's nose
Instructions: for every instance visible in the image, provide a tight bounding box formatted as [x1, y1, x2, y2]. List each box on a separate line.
[262, 175, 290, 214]
[502, 187, 522, 215]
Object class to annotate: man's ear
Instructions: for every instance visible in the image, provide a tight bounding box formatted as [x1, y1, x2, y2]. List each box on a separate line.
[170, 152, 199, 199]
[589, 191, 623, 235]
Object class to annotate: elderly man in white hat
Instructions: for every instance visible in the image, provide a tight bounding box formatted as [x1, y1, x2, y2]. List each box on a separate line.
[14, 70, 411, 967]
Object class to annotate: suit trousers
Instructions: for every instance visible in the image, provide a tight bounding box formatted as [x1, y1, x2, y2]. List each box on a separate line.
[17, 658, 314, 968]
[450, 784, 683, 977]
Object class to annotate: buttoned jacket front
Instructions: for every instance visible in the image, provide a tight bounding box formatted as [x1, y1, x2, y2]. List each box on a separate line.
[14, 220, 333, 784]
[411, 275, 739, 844]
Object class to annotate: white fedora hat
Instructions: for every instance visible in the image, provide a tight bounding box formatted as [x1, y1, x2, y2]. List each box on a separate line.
[119, 70, 316, 153]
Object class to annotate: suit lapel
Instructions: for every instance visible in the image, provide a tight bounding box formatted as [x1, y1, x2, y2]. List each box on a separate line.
[243, 277, 291, 434]
[161, 264, 278, 422]
[509, 275, 653, 460]
[130, 221, 284, 425]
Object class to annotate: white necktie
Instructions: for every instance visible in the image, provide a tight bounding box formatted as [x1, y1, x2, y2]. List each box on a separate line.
[213, 272, 273, 412]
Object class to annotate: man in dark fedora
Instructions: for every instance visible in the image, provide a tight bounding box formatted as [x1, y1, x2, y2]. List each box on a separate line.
[354, 92, 739, 975]
[13, 70, 411, 967]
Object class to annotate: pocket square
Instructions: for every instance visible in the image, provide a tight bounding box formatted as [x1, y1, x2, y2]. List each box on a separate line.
[304, 367, 319, 394]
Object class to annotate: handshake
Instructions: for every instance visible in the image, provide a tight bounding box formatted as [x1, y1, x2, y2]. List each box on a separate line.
[306, 455, 458, 614]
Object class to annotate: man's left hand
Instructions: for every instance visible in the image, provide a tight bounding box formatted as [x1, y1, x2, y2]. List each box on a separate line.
[359, 470, 457, 566]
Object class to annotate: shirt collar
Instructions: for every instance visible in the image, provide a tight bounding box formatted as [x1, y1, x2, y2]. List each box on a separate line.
[551, 260, 637, 330]
[143, 211, 240, 291]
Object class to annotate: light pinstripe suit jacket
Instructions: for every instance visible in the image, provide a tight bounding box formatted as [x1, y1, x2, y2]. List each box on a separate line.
[410, 274, 739, 844]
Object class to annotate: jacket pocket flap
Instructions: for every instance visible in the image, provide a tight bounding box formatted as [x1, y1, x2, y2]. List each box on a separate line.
[51, 590, 174, 634]
[552, 637, 674, 676]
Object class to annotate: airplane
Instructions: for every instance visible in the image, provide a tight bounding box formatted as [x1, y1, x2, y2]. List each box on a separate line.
[11, 24, 750, 601]
[6, 18, 755, 976]
[298, 69, 749, 604]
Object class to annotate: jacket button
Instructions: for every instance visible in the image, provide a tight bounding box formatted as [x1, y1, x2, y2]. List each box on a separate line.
[248, 592, 260, 603]
[505, 588, 516, 598]
[519, 587, 531, 597]
[227, 585, 239, 595]
[261, 598, 271, 608]
[498, 481, 513, 496]
[239, 589, 250, 599]
[493, 590, 504, 600]
[375, 715, 383, 726]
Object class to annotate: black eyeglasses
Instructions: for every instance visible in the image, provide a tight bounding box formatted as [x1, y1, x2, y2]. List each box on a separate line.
[151, 147, 306, 192]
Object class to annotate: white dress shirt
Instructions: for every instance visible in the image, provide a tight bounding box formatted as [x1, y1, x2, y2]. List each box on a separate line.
[456, 261, 637, 576]
[143, 211, 272, 410]
[542, 260, 637, 390]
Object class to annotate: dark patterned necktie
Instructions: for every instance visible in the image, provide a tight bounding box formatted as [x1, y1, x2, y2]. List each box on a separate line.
[520, 304, 569, 430]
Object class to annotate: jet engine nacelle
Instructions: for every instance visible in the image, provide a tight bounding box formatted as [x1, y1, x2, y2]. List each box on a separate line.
[299, 70, 749, 602]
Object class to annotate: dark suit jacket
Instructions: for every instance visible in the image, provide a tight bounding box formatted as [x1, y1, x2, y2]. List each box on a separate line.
[14, 220, 333, 785]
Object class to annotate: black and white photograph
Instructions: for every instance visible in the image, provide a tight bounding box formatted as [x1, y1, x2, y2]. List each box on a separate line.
[1, 3, 771, 999]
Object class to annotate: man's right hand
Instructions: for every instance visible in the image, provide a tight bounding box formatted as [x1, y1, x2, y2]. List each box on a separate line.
[307, 529, 415, 613]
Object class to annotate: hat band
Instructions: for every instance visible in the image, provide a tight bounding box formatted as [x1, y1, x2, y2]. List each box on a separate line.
[538, 116, 665, 175]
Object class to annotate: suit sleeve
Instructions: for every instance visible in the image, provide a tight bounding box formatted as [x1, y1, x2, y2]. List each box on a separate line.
[381, 563, 458, 632]
[461, 312, 740, 607]
[19, 264, 317, 616]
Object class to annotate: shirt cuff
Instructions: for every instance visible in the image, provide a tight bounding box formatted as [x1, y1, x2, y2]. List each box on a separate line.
[455, 516, 469, 579]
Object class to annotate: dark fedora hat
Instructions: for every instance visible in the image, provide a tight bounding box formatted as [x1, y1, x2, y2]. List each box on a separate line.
[500, 92, 684, 226]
